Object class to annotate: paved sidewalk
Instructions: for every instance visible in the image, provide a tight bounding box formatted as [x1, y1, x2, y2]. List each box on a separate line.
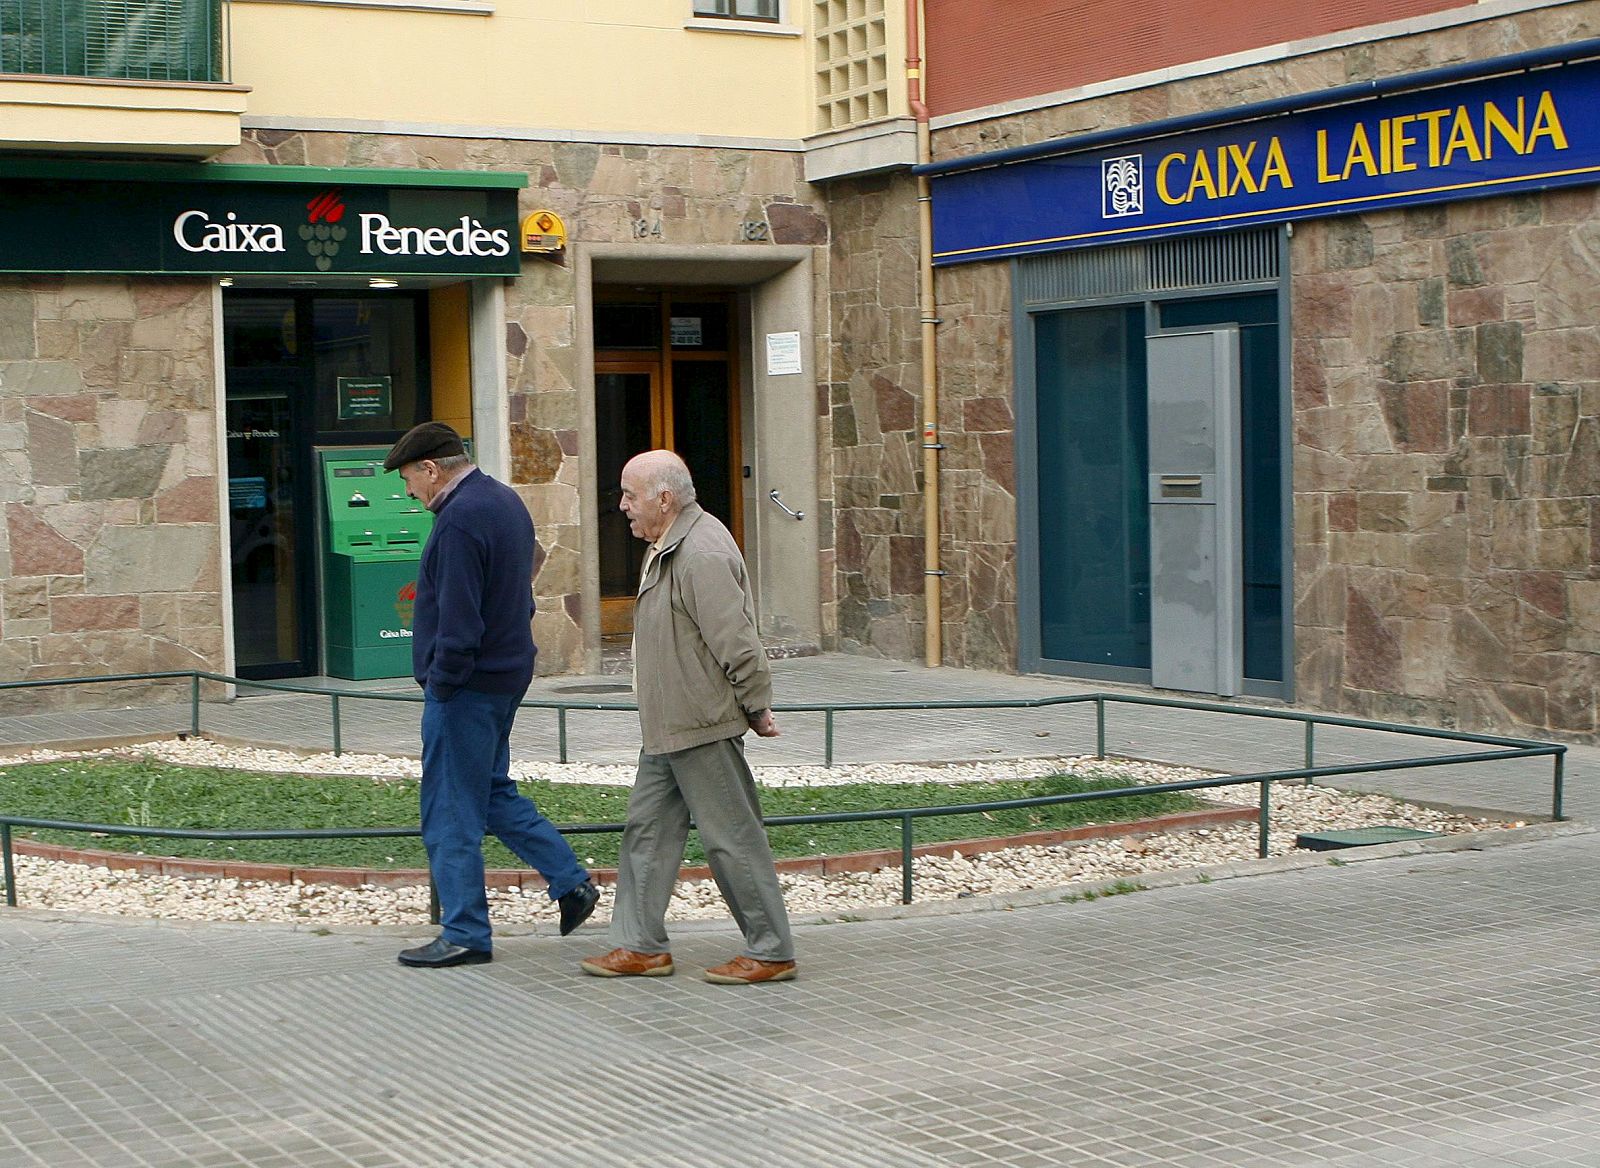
[3, 824, 1599, 1167]
[2, 654, 1597, 1166]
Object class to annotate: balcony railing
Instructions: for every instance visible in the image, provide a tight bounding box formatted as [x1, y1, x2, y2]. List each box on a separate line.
[0, 0, 227, 84]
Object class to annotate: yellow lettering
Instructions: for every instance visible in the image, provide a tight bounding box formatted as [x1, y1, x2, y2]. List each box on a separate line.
[1526, 90, 1569, 152]
[1262, 137, 1294, 190]
[1226, 142, 1260, 195]
[1442, 106, 1483, 165]
[1390, 114, 1418, 173]
[1342, 123, 1379, 180]
[1157, 152, 1188, 205]
[1483, 97, 1525, 158]
[1186, 149, 1219, 202]
[1316, 129, 1338, 183]
[1417, 108, 1451, 167]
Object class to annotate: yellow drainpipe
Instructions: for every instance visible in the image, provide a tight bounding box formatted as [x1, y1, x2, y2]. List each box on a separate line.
[906, 0, 942, 668]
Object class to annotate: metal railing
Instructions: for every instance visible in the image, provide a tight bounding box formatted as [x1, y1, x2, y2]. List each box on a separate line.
[0, 670, 1569, 910]
[0, 0, 229, 83]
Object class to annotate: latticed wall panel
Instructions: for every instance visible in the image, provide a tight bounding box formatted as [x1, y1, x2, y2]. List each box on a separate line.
[813, 0, 889, 132]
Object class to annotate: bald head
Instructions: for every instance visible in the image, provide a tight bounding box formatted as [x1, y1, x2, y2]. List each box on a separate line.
[620, 449, 697, 542]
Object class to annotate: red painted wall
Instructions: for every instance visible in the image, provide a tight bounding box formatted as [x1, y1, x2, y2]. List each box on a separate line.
[923, 0, 1472, 118]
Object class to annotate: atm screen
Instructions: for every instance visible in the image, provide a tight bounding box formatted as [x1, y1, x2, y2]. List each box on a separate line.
[334, 467, 376, 477]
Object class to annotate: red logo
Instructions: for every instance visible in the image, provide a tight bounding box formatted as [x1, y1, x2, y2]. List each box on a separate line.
[395, 580, 417, 627]
[306, 190, 346, 224]
[300, 190, 348, 271]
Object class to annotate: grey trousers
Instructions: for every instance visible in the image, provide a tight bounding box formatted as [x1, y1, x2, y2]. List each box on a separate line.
[610, 736, 794, 962]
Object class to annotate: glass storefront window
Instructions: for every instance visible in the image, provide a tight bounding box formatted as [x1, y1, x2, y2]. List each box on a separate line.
[312, 296, 426, 435]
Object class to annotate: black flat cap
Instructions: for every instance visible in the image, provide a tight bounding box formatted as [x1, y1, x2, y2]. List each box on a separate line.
[383, 421, 466, 471]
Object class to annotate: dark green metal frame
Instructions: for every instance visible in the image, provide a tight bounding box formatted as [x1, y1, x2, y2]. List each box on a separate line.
[0, 671, 1568, 911]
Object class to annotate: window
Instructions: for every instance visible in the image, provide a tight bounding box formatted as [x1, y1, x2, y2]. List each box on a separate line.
[694, 0, 780, 20]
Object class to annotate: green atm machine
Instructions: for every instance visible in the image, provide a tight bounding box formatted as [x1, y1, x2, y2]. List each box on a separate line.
[318, 448, 434, 680]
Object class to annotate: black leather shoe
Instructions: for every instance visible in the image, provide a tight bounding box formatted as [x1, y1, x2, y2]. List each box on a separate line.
[558, 879, 601, 936]
[397, 937, 492, 968]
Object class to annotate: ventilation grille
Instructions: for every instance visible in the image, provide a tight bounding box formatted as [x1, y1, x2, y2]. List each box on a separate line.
[1017, 228, 1279, 305]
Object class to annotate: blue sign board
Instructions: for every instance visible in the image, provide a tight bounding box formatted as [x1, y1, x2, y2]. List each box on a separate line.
[931, 56, 1600, 265]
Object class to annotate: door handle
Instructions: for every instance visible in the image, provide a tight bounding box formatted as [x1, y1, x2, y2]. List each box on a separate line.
[767, 489, 804, 521]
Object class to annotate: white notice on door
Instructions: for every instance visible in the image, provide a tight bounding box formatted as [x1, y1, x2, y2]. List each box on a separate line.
[766, 331, 802, 376]
[670, 316, 702, 346]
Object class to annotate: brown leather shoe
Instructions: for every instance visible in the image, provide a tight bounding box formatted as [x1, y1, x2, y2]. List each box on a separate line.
[702, 955, 797, 985]
[579, 948, 674, 978]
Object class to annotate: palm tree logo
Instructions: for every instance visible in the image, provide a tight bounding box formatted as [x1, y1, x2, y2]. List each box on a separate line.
[1103, 156, 1143, 218]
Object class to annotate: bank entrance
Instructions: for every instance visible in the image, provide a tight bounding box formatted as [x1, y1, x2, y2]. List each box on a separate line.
[222, 289, 440, 680]
[1017, 228, 1291, 699]
[593, 288, 743, 636]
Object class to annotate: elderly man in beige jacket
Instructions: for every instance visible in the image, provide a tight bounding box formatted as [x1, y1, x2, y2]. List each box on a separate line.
[580, 450, 796, 985]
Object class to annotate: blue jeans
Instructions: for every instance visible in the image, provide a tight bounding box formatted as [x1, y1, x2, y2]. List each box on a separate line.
[420, 686, 588, 952]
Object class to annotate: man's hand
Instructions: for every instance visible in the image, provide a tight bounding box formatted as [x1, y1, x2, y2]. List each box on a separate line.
[748, 709, 780, 737]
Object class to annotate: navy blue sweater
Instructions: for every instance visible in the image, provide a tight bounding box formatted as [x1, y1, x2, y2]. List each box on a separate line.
[412, 468, 537, 697]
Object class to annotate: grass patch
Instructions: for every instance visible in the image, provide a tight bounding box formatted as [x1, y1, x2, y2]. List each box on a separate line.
[0, 756, 1205, 871]
[1061, 879, 1147, 904]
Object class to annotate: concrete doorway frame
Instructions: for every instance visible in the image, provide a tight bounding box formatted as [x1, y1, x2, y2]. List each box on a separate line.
[575, 244, 819, 673]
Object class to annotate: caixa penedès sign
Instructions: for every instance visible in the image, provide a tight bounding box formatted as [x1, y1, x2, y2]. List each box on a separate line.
[0, 176, 523, 277]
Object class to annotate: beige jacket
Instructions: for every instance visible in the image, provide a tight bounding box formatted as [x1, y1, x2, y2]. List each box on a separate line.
[633, 502, 772, 755]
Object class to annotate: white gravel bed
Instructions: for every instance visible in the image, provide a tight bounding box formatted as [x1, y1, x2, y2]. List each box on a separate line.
[0, 739, 1517, 928]
[0, 738, 1143, 788]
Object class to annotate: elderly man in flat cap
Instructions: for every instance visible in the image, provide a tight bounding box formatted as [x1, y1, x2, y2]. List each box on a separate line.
[385, 421, 598, 967]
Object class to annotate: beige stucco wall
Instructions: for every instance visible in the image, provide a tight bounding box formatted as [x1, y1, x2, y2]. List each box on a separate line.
[229, 0, 813, 141]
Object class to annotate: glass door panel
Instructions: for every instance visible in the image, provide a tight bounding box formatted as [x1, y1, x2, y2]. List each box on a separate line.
[671, 359, 736, 536]
[226, 391, 310, 676]
[596, 367, 658, 633]
[594, 290, 741, 638]
[1035, 306, 1150, 669]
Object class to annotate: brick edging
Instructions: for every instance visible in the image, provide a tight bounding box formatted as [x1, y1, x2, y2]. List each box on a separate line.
[10, 805, 1257, 889]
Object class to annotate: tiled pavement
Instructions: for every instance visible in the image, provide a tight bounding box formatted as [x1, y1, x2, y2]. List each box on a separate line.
[2, 654, 1599, 1166]
[3, 827, 1600, 1167]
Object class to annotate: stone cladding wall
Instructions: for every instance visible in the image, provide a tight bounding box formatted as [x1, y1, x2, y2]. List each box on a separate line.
[823, 172, 924, 659]
[0, 277, 222, 711]
[1294, 195, 1600, 738]
[824, 172, 1017, 670]
[220, 130, 826, 676]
